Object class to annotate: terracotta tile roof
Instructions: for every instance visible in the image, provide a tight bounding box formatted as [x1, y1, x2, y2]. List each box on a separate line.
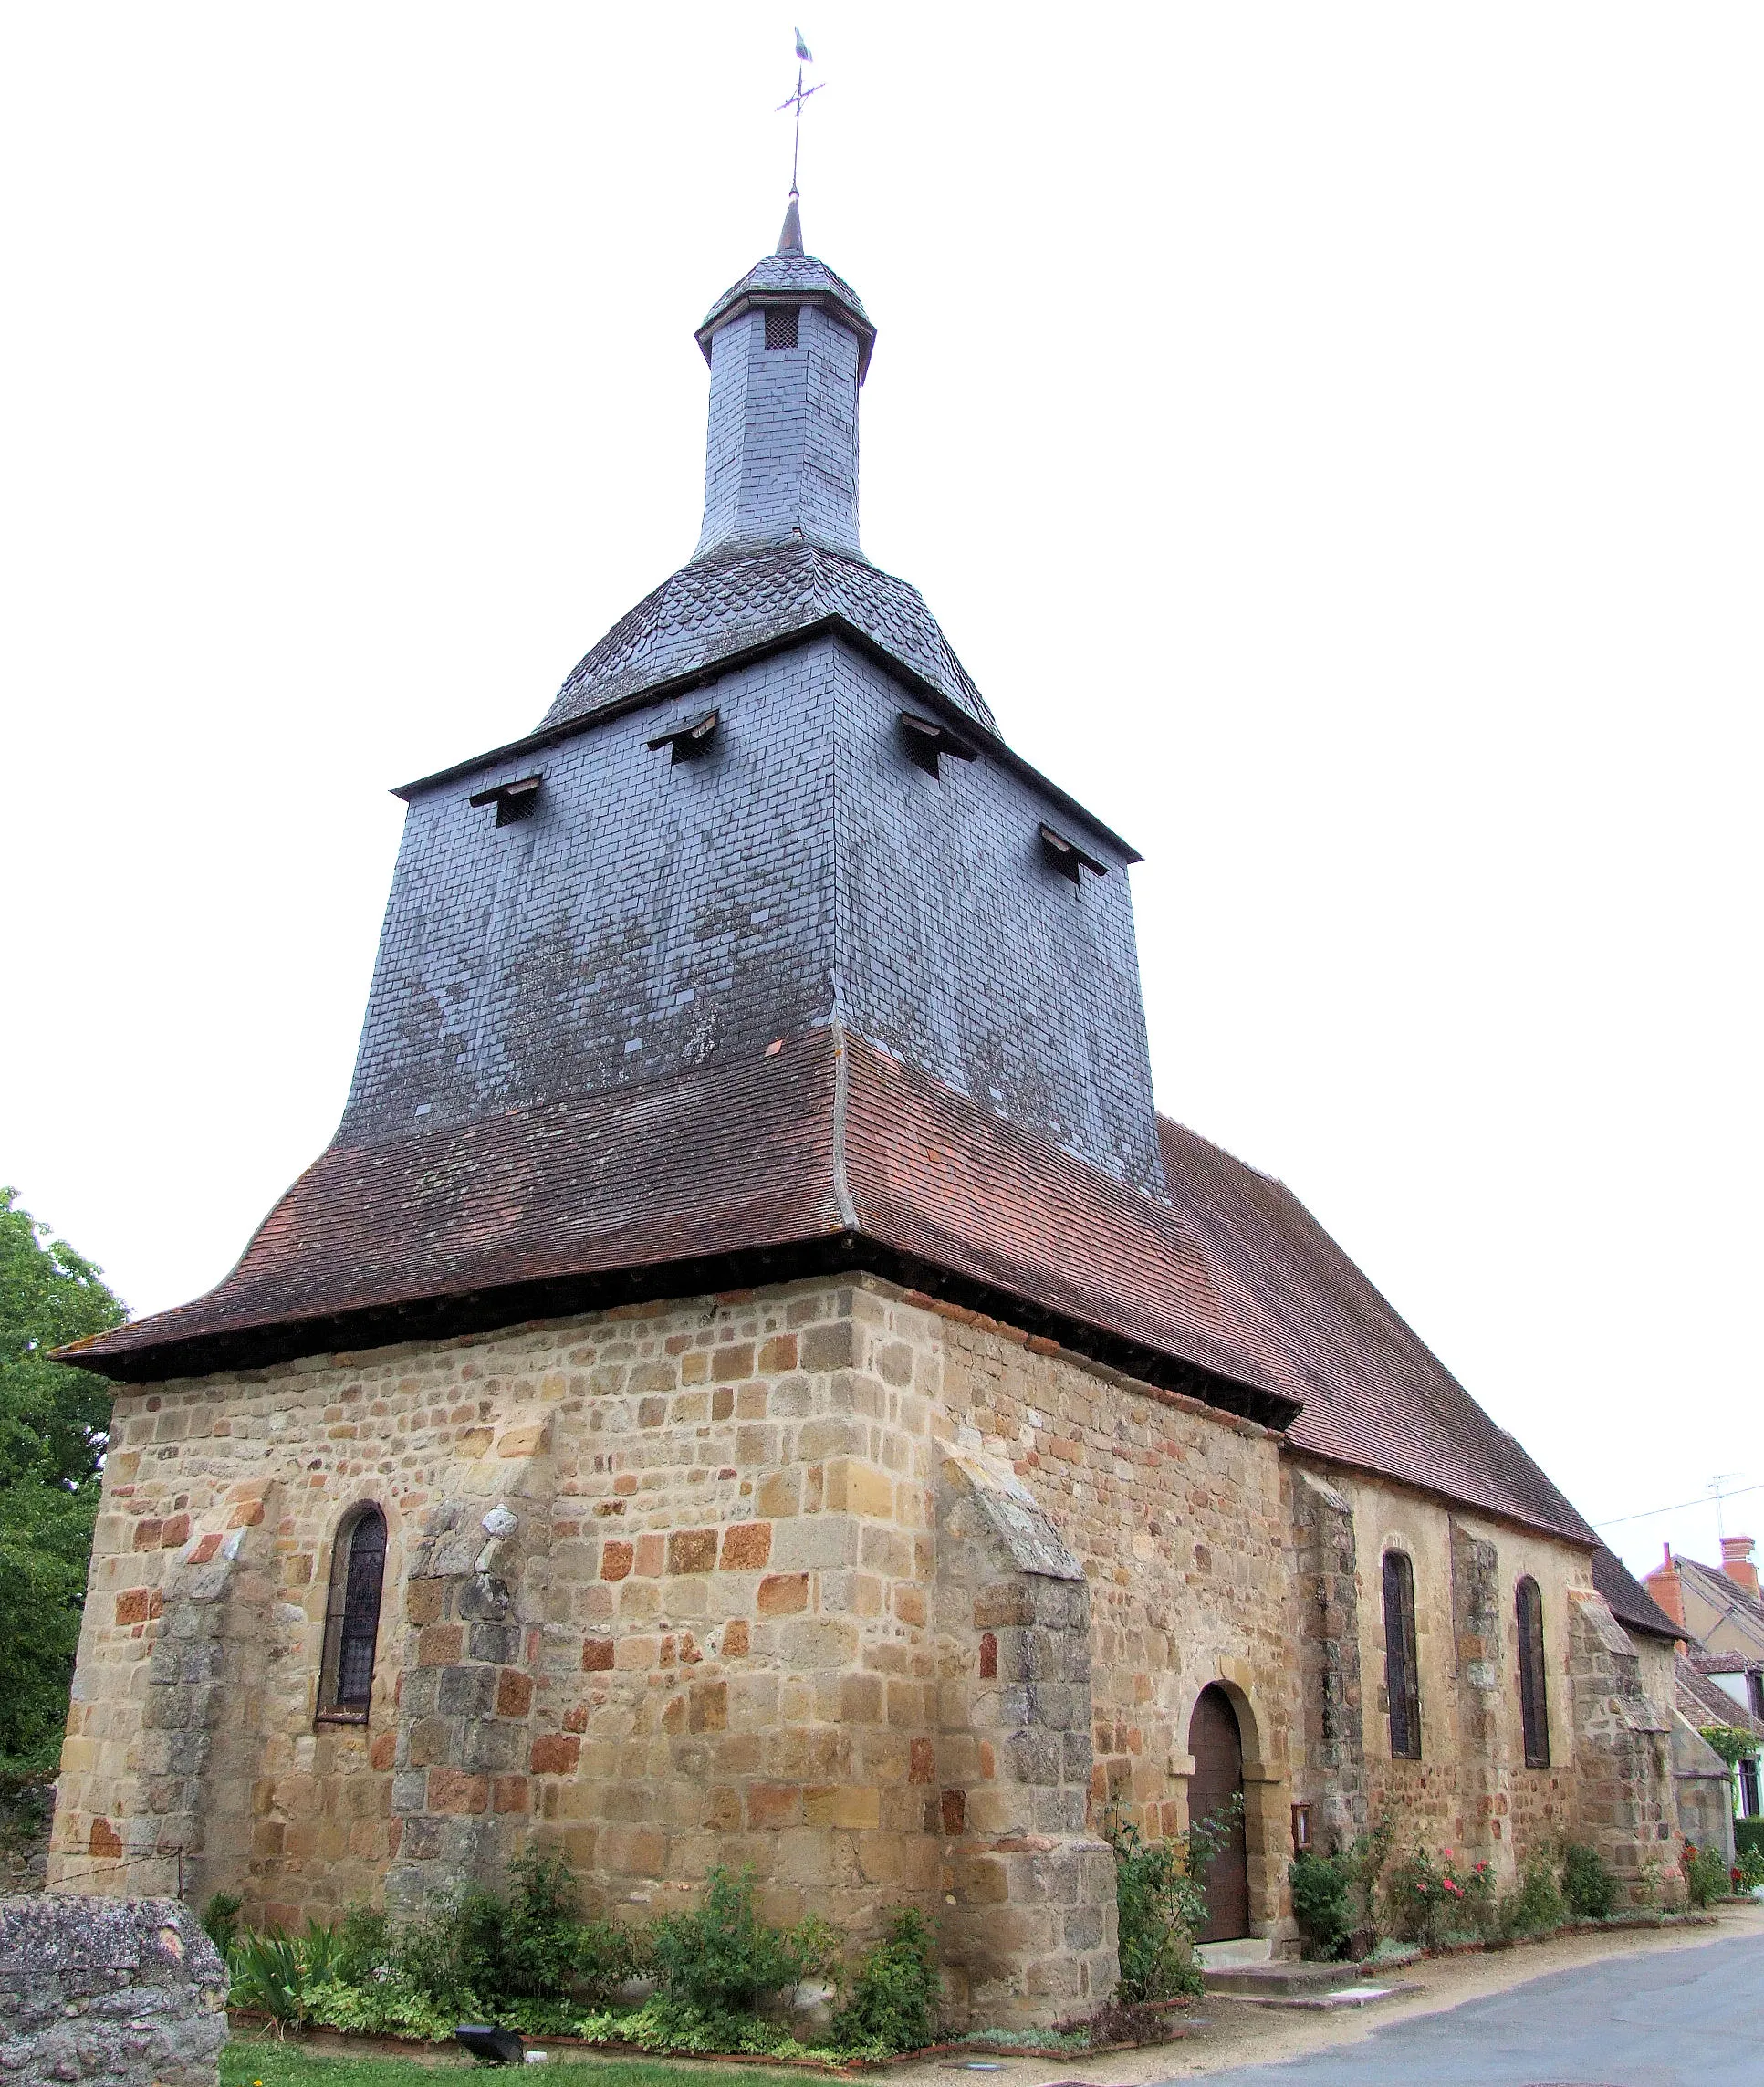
[1592, 1547, 1683, 1641]
[1673, 1552, 1764, 1647]
[57, 1032, 1299, 1426]
[1154, 1119, 1600, 1546]
[60, 1043, 1603, 1546]
[1675, 1655, 1764, 1741]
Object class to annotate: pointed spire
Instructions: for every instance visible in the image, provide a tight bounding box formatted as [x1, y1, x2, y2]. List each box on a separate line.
[777, 191, 804, 256]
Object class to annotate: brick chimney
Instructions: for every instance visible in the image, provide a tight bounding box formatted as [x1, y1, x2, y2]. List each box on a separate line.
[1644, 1542, 1686, 1630]
[1720, 1534, 1759, 1600]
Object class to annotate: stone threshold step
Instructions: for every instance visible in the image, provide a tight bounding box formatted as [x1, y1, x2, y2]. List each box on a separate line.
[1201, 1962, 1356, 1996]
[1225, 1982, 1422, 2012]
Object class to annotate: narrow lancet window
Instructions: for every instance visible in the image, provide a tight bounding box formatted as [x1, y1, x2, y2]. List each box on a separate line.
[1516, 1575, 1550, 1768]
[318, 1504, 387, 1720]
[1383, 1550, 1422, 1759]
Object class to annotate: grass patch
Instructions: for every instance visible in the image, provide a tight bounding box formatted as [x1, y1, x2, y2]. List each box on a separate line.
[222, 2038, 830, 2087]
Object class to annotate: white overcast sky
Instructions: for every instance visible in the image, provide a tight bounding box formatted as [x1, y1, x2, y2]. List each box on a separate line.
[3, 5, 1759, 1583]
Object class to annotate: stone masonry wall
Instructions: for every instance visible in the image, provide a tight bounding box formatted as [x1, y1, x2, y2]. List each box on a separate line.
[915, 1291, 1298, 1946]
[1289, 1471, 1366, 1852]
[53, 1271, 1674, 2009]
[0, 1897, 225, 2087]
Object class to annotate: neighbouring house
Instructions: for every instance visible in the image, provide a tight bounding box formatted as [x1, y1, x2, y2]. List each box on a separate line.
[1646, 1537, 1764, 1838]
[47, 189, 1696, 2019]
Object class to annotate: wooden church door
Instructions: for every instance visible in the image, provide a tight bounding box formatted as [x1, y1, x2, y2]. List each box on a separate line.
[1187, 1685, 1249, 1942]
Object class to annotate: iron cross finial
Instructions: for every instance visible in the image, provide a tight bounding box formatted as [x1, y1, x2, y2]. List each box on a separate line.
[775, 29, 823, 197]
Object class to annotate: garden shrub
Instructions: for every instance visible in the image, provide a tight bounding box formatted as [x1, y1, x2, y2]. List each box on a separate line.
[1735, 1818, 1764, 1863]
[828, 1909, 940, 2056]
[1500, 1852, 1565, 1936]
[1289, 1851, 1354, 1960]
[1682, 1840, 1730, 1908]
[1107, 1805, 1241, 2002]
[1733, 1842, 1764, 1892]
[1383, 1846, 1493, 1948]
[227, 1929, 323, 2036]
[643, 1863, 837, 2039]
[1558, 1841, 1614, 1919]
[201, 1893, 244, 1958]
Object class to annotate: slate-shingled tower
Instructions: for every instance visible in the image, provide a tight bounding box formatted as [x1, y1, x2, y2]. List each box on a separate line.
[56, 196, 1696, 2008]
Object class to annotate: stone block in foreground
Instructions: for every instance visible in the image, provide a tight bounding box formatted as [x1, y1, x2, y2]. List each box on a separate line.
[0, 1896, 226, 2087]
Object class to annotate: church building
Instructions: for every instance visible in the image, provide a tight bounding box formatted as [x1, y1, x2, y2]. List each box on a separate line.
[52, 194, 1688, 2021]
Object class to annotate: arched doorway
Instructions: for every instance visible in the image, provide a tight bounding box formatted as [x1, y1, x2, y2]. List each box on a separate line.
[1187, 1685, 1249, 1942]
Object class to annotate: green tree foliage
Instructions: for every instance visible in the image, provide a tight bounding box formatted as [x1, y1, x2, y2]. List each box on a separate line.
[0, 1189, 125, 1783]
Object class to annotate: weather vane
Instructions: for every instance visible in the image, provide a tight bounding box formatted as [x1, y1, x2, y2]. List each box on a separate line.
[776, 28, 822, 197]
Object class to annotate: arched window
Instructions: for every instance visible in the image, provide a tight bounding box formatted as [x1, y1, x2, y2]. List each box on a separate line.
[1382, 1550, 1422, 1759]
[1516, 1576, 1550, 1768]
[318, 1504, 387, 1721]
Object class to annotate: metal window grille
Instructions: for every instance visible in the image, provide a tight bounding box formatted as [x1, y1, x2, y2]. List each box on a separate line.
[320, 1507, 387, 1716]
[1516, 1575, 1550, 1768]
[1383, 1550, 1422, 1759]
[764, 306, 798, 350]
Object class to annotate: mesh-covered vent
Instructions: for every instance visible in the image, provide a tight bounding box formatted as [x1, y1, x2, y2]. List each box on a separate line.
[765, 306, 799, 350]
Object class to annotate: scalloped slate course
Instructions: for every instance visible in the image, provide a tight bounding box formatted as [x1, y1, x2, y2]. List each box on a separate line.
[0, 1898, 226, 2087]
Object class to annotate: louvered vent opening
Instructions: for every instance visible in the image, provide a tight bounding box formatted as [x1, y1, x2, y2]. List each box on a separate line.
[765, 306, 799, 350]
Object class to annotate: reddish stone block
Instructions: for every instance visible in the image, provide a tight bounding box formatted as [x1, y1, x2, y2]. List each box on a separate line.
[132, 1519, 163, 1552]
[979, 1632, 998, 1679]
[226, 1498, 266, 1528]
[563, 1705, 589, 1732]
[600, 1539, 634, 1581]
[668, 1528, 718, 1574]
[417, 1623, 464, 1666]
[493, 1776, 530, 1814]
[909, 1737, 936, 1785]
[746, 1782, 800, 1830]
[370, 1732, 397, 1771]
[636, 1533, 665, 1577]
[757, 1572, 809, 1616]
[427, 1767, 489, 1814]
[757, 1334, 798, 1373]
[722, 1620, 750, 1656]
[407, 1579, 444, 1624]
[941, 1789, 966, 1835]
[719, 1522, 772, 1571]
[688, 1680, 728, 1734]
[88, 1817, 123, 1858]
[160, 1514, 192, 1549]
[582, 1637, 615, 1672]
[531, 1734, 580, 1776]
[496, 1669, 534, 1718]
[190, 1532, 224, 1565]
[114, 1590, 151, 1626]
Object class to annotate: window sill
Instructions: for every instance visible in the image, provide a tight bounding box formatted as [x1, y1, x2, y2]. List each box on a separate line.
[314, 1707, 370, 1727]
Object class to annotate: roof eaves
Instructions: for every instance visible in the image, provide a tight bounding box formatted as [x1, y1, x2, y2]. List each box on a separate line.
[390, 619, 1142, 862]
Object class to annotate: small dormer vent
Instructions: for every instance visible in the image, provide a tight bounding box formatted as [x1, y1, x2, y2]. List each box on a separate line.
[764, 307, 799, 350]
[647, 709, 721, 764]
[898, 711, 979, 779]
[1039, 822, 1108, 884]
[468, 775, 542, 827]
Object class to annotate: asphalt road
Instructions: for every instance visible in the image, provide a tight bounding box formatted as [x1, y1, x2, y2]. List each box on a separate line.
[1149, 1929, 1764, 2086]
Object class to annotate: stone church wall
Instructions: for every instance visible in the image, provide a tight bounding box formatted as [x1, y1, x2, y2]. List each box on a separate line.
[51, 1274, 1297, 2012]
[52, 1270, 1676, 2011]
[1284, 1457, 1675, 1900]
